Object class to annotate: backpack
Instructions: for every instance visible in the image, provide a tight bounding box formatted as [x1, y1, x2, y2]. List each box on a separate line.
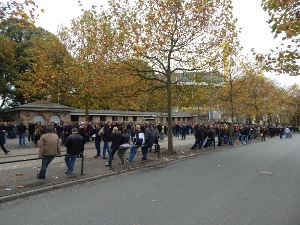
[98, 127, 104, 136]
[135, 131, 144, 145]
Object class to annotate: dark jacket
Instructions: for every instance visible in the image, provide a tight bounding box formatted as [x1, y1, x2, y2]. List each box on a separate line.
[120, 133, 130, 145]
[65, 133, 84, 155]
[133, 130, 144, 145]
[207, 128, 216, 139]
[109, 132, 121, 150]
[93, 127, 102, 141]
[28, 123, 35, 132]
[181, 125, 187, 134]
[78, 127, 86, 143]
[242, 126, 250, 135]
[144, 129, 155, 145]
[17, 124, 27, 134]
[195, 128, 204, 141]
[102, 124, 112, 142]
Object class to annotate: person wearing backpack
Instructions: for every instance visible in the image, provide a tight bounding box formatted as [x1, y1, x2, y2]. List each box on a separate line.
[126, 125, 144, 163]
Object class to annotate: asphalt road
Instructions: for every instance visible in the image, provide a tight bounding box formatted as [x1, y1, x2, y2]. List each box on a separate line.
[0, 136, 300, 225]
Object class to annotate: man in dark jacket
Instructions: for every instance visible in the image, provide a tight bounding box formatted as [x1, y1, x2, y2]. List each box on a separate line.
[141, 125, 155, 160]
[0, 130, 10, 155]
[64, 127, 84, 174]
[17, 122, 27, 147]
[28, 122, 35, 142]
[102, 121, 112, 159]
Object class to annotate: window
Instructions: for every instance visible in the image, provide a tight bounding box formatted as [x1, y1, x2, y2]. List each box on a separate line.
[71, 115, 79, 122]
[100, 116, 106, 122]
[112, 116, 118, 122]
[123, 116, 128, 122]
[133, 116, 137, 122]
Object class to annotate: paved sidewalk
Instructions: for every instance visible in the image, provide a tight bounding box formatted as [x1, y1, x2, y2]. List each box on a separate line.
[0, 134, 199, 202]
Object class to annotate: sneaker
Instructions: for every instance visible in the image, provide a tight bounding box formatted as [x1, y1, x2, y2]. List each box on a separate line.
[104, 161, 110, 167]
[108, 167, 115, 171]
[94, 155, 100, 158]
[5, 150, 10, 155]
[125, 158, 131, 163]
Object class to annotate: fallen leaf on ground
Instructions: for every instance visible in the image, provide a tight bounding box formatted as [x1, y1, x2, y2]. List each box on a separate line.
[18, 186, 24, 188]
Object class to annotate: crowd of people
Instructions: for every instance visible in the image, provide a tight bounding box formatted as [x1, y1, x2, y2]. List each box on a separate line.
[187, 123, 297, 150]
[0, 119, 298, 177]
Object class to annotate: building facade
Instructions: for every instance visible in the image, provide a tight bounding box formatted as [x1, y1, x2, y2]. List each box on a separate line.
[8, 101, 205, 125]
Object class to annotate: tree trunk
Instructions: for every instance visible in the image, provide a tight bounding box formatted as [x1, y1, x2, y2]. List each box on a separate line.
[84, 95, 89, 121]
[166, 75, 174, 153]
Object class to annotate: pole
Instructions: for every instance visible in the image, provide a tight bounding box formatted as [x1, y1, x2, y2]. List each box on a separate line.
[81, 155, 84, 175]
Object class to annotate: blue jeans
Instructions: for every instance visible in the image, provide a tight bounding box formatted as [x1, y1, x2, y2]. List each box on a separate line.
[95, 140, 101, 156]
[159, 132, 164, 140]
[141, 143, 152, 160]
[108, 147, 118, 167]
[241, 135, 248, 145]
[19, 133, 25, 146]
[38, 155, 55, 177]
[64, 155, 77, 174]
[127, 145, 141, 162]
[228, 136, 233, 146]
[102, 141, 111, 158]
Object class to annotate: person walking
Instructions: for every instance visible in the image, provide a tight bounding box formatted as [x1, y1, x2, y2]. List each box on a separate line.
[102, 121, 112, 159]
[17, 122, 27, 147]
[105, 127, 121, 169]
[0, 130, 10, 155]
[260, 126, 266, 142]
[126, 125, 144, 163]
[34, 124, 41, 146]
[117, 128, 131, 166]
[93, 123, 102, 158]
[64, 127, 84, 175]
[227, 123, 235, 146]
[191, 125, 203, 150]
[37, 126, 61, 179]
[181, 123, 187, 140]
[28, 121, 35, 142]
[141, 124, 155, 161]
[241, 124, 250, 145]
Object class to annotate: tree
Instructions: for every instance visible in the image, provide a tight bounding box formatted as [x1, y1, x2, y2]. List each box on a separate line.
[107, 0, 238, 152]
[0, 35, 16, 108]
[284, 85, 300, 126]
[16, 33, 71, 103]
[257, 0, 300, 75]
[0, 18, 64, 107]
[0, 0, 42, 22]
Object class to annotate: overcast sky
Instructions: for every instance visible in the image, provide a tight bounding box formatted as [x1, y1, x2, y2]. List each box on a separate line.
[34, 0, 300, 87]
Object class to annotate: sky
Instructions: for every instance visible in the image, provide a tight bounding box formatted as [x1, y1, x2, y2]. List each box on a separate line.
[33, 0, 300, 87]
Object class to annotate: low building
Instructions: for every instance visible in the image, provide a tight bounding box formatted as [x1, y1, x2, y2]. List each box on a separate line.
[8, 101, 204, 125]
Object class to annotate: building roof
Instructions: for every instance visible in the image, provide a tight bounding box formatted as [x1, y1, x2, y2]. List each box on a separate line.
[10, 101, 199, 118]
[10, 101, 75, 112]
